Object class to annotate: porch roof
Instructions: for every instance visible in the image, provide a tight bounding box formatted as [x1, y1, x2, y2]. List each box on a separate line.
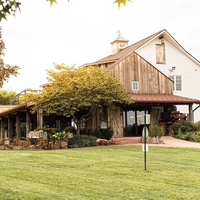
[128, 94, 200, 105]
[0, 102, 33, 117]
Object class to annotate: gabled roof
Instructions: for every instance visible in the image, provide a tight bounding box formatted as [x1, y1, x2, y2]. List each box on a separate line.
[89, 29, 200, 68]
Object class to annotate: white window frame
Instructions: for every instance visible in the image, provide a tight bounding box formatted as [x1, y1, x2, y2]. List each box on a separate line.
[169, 75, 182, 91]
[132, 81, 139, 91]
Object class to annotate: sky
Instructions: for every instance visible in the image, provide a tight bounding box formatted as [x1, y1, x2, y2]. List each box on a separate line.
[1, 0, 200, 93]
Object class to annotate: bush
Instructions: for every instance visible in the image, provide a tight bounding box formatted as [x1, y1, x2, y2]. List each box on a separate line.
[190, 131, 200, 142]
[84, 128, 102, 138]
[68, 135, 97, 148]
[53, 131, 68, 140]
[149, 125, 163, 138]
[100, 128, 113, 140]
[81, 128, 113, 140]
[171, 121, 197, 136]
[194, 121, 200, 131]
[175, 131, 192, 141]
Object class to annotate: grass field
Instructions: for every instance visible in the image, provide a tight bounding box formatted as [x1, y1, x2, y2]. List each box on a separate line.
[0, 145, 200, 200]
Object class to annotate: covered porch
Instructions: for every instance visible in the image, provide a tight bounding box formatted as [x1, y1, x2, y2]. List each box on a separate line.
[122, 94, 200, 137]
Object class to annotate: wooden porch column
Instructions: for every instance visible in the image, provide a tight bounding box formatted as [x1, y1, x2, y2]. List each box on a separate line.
[8, 115, 13, 138]
[188, 104, 194, 123]
[37, 109, 43, 128]
[26, 110, 31, 135]
[1, 118, 5, 139]
[16, 112, 21, 138]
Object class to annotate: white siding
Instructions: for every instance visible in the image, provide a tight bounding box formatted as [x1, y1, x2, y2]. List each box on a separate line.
[136, 38, 200, 122]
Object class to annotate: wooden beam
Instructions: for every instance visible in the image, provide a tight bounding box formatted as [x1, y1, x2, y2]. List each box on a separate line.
[189, 104, 194, 123]
[1, 118, 5, 139]
[37, 109, 43, 128]
[8, 115, 13, 138]
[16, 112, 21, 138]
[26, 109, 31, 135]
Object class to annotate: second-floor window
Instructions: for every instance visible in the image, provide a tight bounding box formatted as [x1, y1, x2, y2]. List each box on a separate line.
[132, 81, 139, 91]
[169, 75, 182, 91]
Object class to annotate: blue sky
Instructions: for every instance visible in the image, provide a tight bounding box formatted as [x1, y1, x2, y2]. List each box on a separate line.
[1, 0, 200, 93]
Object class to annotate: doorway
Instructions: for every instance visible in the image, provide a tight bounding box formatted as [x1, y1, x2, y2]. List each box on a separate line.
[123, 109, 148, 136]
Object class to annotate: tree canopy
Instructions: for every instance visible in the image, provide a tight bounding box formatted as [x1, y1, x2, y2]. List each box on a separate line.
[0, 0, 131, 21]
[0, 26, 19, 88]
[0, 89, 17, 104]
[24, 64, 132, 134]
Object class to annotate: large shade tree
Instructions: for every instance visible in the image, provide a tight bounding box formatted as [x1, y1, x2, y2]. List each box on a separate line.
[25, 64, 132, 135]
[0, 0, 131, 21]
[0, 26, 19, 87]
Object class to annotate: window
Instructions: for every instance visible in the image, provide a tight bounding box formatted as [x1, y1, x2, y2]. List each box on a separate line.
[169, 75, 182, 91]
[132, 81, 139, 91]
[156, 44, 165, 64]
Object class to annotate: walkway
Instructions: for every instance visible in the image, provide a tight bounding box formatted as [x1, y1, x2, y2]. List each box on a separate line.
[160, 136, 200, 148]
[113, 136, 200, 148]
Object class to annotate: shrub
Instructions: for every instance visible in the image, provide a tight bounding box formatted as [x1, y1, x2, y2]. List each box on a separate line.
[81, 128, 113, 140]
[171, 121, 197, 136]
[53, 131, 68, 140]
[84, 129, 102, 138]
[175, 131, 192, 141]
[194, 121, 200, 131]
[190, 132, 200, 142]
[100, 128, 113, 140]
[68, 135, 97, 148]
[149, 125, 163, 138]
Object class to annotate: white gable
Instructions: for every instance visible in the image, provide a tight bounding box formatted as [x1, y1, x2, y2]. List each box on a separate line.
[136, 35, 200, 122]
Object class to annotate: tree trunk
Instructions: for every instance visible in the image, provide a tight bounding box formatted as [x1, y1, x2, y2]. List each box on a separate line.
[76, 121, 81, 135]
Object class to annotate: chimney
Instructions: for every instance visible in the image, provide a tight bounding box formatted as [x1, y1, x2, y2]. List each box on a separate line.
[111, 31, 129, 55]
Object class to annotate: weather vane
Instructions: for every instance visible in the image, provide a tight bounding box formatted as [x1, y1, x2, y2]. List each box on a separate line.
[116, 30, 121, 37]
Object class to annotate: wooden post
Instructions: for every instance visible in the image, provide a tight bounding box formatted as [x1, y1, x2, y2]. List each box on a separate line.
[8, 115, 13, 138]
[134, 110, 138, 136]
[1, 118, 5, 139]
[26, 109, 31, 135]
[189, 104, 194, 123]
[124, 110, 127, 136]
[37, 109, 43, 128]
[16, 112, 21, 138]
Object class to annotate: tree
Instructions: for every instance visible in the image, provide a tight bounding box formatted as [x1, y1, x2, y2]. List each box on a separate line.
[0, 0, 131, 21]
[0, 89, 17, 104]
[24, 64, 132, 135]
[0, 26, 20, 87]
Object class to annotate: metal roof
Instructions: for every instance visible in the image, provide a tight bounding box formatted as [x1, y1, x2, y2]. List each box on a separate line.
[128, 94, 200, 104]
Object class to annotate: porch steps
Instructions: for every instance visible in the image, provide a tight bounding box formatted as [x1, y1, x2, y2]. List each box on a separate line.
[112, 137, 142, 145]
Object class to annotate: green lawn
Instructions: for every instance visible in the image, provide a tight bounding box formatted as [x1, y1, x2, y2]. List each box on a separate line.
[0, 145, 200, 200]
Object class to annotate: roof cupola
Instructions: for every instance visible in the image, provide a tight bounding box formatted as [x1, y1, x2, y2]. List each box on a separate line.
[111, 31, 129, 55]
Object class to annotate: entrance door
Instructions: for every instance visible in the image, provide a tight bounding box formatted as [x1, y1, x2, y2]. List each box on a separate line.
[123, 110, 146, 136]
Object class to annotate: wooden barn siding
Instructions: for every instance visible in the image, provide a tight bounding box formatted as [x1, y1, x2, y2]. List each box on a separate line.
[108, 53, 173, 94]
